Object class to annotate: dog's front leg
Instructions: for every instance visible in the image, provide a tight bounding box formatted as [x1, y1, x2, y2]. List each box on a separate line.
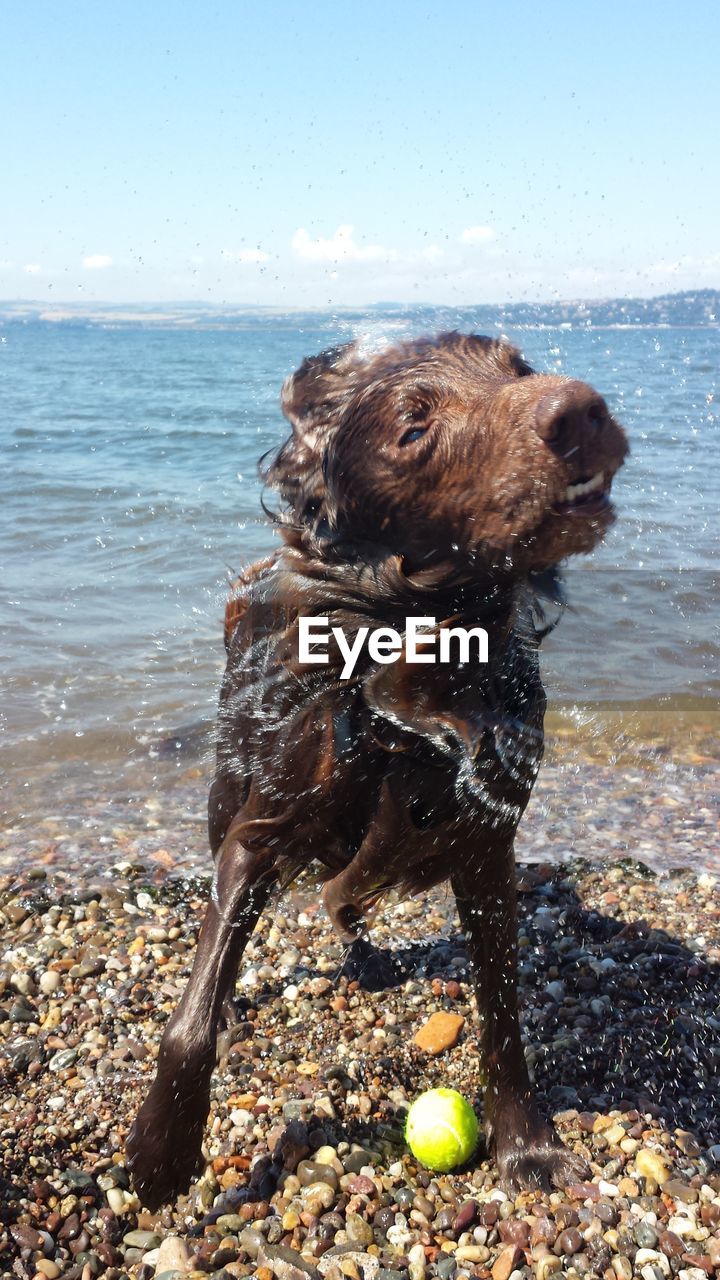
[126, 838, 275, 1209]
[452, 838, 588, 1191]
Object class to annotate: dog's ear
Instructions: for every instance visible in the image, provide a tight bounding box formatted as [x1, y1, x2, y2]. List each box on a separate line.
[263, 343, 367, 530]
[280, 343, 363, 445]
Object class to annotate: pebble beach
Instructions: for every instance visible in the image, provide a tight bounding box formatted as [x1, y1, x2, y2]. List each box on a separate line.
[2, 755, 720, 1280]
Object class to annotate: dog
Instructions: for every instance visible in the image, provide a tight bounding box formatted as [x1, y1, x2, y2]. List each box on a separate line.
[127, 331, 628, 1208]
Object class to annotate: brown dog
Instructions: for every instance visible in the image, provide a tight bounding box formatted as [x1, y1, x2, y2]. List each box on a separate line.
[127, 332, 628, 1207]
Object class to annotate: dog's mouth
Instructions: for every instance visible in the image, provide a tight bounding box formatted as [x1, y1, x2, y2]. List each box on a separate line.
[552, 469, 611, 516]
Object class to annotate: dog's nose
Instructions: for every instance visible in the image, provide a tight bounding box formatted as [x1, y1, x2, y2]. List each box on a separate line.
[534, 381, 610, 453]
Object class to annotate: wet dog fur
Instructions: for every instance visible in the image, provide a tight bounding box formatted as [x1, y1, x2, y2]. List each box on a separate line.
[127, 332, 628, 1207]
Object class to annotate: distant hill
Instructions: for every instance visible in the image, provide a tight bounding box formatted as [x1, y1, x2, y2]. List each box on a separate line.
[0, 289, 718, 330]
[489, 288, 720, 329]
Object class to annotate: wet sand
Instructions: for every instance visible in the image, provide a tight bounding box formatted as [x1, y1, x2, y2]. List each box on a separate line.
[2, 724, 718, 880]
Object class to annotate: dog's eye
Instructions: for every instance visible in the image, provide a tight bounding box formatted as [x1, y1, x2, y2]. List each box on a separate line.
[399, 426, 428, 446]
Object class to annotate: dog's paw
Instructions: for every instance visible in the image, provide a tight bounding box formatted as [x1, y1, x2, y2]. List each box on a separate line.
[496, 1136, 590, 1193]
[126, 1093, 207, 1210]
[489, 1099, 590, 1193]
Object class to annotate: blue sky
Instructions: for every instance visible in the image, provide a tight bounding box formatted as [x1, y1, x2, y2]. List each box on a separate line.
[3, 0, 719, 306]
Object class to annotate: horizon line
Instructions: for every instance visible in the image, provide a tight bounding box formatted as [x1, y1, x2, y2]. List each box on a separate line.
[1, 285, 718, 314]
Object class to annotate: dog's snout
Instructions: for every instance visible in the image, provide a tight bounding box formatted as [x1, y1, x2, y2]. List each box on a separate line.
[534, 381, 609, 452]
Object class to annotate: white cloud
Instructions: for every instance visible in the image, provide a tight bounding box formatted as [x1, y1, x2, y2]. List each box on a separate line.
[24, 263, 41, 274]
[418, 244, 445, 263]
[458, 226, 495, 245]
[83, 254, 113, 270]
[292, 224, 395, 264]
[222, 248, 270, 264]
[645, 252, 720, 278]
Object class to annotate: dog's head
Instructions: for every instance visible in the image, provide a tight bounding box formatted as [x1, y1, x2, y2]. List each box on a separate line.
[267, 332, 629, 574]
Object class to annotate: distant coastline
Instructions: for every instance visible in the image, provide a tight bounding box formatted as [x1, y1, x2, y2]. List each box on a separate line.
[0, 287, 718, 331]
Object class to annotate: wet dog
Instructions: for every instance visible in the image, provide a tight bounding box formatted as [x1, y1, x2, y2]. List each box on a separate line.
[127, 332, 628, 1207]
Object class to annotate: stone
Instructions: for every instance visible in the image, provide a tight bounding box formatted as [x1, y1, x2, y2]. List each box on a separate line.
[300, 1181, 336, 1214]
[634, 1248, 669, 1272]
[498, 1219, 531, 1250]
[34, 1262, 60, 1279]
[662, 1178, 698, 1203]
[413, 1012, 465, 1054]
[257, 1243, 322, 1280]
[658, 1230, 685, 1259]
[122, 1229, 162, 1249]
[635, 1149, 670, 1185]
[436, 1258, 456, 1280]
[6, 1039, 40, 1072]
[680, 1256, 714, 1276]
[10, 1224, 43, 1250]
[452, 1200, 478, 1233]
[634, 1223, 659, 1249]
[347, 1174, 376, 1196]
[666, 1216, 694, 1236]
[491, 1244, 523, 1280]
[611, 1259, 633, 1280]
[454, 1245, 490, 1263]
[674, 1131, 701, 1158]
[318, 1253, 379, 1280]
[603, 1124, 627, 1145]
[239, 1227, 265, 1259]
[707, 1237, 720, 1268]
[106, 1186, 128, 1214]
[345, 1213, 374, 1246]
[535, 1256, 562, 1280]
[556, 1228, 582, 1256]
[297, 1160, 339, 1190]
[215, 1214, 246, 1233]
[155, 1235, 192, 1275]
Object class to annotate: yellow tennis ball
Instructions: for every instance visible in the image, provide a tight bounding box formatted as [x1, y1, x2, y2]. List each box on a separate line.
[405, 1088, 479, 1172]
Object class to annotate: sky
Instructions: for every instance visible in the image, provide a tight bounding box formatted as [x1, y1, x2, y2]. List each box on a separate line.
[2, 0, 720, 308]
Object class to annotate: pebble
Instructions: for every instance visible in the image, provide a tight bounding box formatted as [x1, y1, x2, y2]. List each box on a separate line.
[636, 1149, 671, 1185]
[413, 1012, 465, 1054]
[635, 1222, 659, 1248]
[297, 1160, 339, 1190]
[345, 1212, 374, 1246]
[239, 1226, 265, 1258]
[667, 1215, 696, 1236]
[34, 1261, 60, 1279]
[215, 1214, 246, 1233]
[154, 1235, 192, 1274]
[491, 1243, 523, 1280]
[38, 967, 60, 998]
[301, 1182, 337, 1213]
[123, 1228, 162, 1248]
[612, 1259, 633, 1280]
[105, 1187, 128, 1215]
[535, 1256, 562, 1279]
[663, 1177, 698, 1203]
[556, 1227, 583, 1256]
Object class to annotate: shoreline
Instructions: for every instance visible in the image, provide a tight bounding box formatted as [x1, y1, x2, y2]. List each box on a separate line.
[2, 856, 719, 1279]
[2, 732, 718, 881]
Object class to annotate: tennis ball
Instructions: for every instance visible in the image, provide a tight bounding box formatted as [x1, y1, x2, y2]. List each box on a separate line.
[405, 1087, 479, 1172]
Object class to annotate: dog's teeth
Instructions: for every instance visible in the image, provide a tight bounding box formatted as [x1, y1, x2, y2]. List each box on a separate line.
[564, 471, 604, 502]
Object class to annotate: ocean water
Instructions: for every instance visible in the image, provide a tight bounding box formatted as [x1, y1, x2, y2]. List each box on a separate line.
[1, 313, 719, 850]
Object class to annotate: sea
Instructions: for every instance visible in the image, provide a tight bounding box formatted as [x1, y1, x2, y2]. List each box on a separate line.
[2, 308, 718, 873]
